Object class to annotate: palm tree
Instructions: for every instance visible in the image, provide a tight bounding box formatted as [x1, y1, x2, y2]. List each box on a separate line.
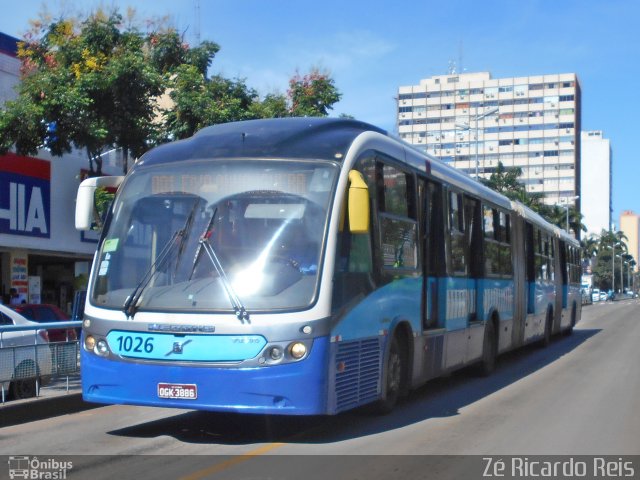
[568, 207, 587, 239]
[581, 234, 599, 262]
[594, 229, 629, 291]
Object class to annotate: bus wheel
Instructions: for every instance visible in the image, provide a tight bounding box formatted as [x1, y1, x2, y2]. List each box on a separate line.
[564, 304, 576, 336]
[542, 310, 553, 347]
[478, 320, 497, 376]
[374, 336, 404, 414]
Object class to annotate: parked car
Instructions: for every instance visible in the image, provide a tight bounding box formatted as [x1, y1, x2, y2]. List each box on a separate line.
[600, 292, 609, 301]
[0, 304, 53, 399]
[11, 304, 77, 342]
[591, 289, 600, 302]
[12, 304, 79, 375]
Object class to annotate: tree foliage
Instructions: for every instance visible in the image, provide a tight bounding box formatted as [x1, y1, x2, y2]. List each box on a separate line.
[481, 162, 586, 237]
[1, 8, 343, 173]
[590, 229, 632, 291]
[163, 67, 343, 140]
[0, 11, 168, 174]
[287, 69, 342, 117]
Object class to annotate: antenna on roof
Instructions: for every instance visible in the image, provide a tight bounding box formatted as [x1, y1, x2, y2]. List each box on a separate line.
[194, 0, 201, 44]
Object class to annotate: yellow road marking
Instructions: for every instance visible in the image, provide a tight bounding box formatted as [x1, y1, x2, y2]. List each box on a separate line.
[180, 442, 286, 480]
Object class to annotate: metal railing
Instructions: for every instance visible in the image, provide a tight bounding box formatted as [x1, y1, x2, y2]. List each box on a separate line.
[0, 321, 82, 403]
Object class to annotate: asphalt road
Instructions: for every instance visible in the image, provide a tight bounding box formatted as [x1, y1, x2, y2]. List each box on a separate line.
[1, 300, 638, 479]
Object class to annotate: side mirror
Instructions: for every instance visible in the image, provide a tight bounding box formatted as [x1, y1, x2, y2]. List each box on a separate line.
[347, 170, 370, 234]
[75, 176, 124, 230]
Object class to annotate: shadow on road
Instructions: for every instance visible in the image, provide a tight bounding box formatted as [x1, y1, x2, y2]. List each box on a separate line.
[108, 327, 600, 445]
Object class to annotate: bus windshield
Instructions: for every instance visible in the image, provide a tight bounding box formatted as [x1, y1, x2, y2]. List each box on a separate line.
[92, 159, 338, 313]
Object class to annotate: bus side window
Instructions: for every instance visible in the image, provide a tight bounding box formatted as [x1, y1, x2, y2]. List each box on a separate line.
[500, 211, 513, 277]
[376, 160, 419, 277]
[525, 222, 535, 283]
[464, 196, 482, 278]
[426, 181, 445, 277]
[448, 190, 467, 276]
[483, 206, 498, 276]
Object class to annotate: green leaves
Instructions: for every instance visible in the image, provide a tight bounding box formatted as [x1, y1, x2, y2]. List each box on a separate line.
[482, 162, 586, 236]
[1, 8, 343, 174]
[288, 69, 342, 117]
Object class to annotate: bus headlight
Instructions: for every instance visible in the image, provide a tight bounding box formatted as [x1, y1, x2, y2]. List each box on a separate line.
[84, 335, 96, 351]
[289, 342, 307, 360]
[269, 346, 284, 361]
[96, 340, 110, 356]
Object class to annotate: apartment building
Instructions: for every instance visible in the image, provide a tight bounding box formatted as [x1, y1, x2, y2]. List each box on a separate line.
[397, 71, 581, 209]
[620, 211, 639, 270]
[580, 131, 612, 235]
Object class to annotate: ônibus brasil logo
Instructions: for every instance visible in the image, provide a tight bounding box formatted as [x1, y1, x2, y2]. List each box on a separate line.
[8, 456, 73, 479]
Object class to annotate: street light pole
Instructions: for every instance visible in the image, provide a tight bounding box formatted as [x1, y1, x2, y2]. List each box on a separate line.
[555, 195, 579, 234]
[456, 106, 498, 180]
[612, 243, 616, 294]
[605, 243, 617, 294]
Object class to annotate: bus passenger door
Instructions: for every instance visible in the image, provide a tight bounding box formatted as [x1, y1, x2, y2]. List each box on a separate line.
[422, 180, 443, 331]
[443, 189, 469, 369]
[510, 216, 527, 348]
[556, 239, 567, 333]
[464, 196, 484, 363]
[420, 179, 446, 379]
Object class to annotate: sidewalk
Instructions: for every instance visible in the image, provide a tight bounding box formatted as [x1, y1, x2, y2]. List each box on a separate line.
[0, 375, 97, 428]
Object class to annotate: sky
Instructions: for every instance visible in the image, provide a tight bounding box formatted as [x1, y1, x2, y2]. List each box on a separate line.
[0, 0, 638, 227]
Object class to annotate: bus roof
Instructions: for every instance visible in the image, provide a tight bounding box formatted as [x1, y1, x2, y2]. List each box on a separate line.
[510, 200, 580, 246]
[137, 117, 386, 167]
[136, 117, 578, 245]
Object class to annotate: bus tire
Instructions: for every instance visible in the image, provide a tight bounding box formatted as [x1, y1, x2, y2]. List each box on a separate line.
[564, 303, 577, 336]
[373, 335, 404, 414]
[478, 319, 497, 376]
[541, 309, 553, 347]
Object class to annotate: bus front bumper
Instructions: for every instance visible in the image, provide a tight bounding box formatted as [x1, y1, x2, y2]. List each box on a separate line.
[81, 336, 330, 415]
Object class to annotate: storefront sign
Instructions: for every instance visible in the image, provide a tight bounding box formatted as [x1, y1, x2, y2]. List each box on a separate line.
[10, 253, 29, 301]
[0, 153, 51, 238]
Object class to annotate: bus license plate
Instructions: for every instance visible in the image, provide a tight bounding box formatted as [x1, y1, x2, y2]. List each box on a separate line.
[157, 383, 197, 400]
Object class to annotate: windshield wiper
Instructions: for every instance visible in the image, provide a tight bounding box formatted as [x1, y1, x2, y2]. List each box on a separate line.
[123, 200, 200, 318]
[189, 208, 250, 322]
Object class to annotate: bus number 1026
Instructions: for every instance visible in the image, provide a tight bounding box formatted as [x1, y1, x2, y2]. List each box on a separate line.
[116, 335, 154, 353]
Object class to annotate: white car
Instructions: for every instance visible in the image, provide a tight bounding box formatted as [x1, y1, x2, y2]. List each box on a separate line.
[0, 303, 53, 399]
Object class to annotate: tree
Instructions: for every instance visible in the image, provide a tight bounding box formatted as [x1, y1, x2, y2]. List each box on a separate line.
[161, 66, 258, 140]
[581, 234, 599, 262]
[288, 69, 342, 117]
[162, 66, 343, 140]
[591, 229, 629, 290]
[482, 162, 586, 237]
[248, 93, 289, 119]
[482, 162, 544, 209]
[1, 8, 344, 173]
[0, 10, 218, 174]
[0, 12, 163, 174]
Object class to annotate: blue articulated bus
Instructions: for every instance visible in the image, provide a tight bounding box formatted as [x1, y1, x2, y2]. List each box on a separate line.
[75, 117, 582, 415]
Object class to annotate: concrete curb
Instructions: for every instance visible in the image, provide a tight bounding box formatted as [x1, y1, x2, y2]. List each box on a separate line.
[0, 392, 99, 428]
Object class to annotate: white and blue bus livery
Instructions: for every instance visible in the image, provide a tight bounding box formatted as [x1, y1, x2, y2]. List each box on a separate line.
[75, 118, 581, 415]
